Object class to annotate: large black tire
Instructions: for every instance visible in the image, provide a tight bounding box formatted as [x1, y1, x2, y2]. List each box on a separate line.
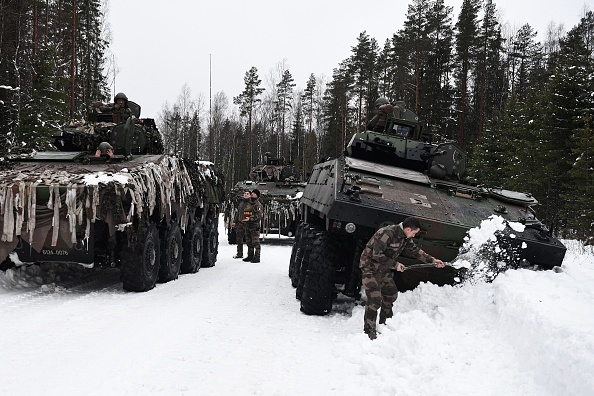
[0, 257, 15, 271]
[295, 226, 318, 299]
[288, 221, 304, 278]
[180, 221, 203, 274]
[300, 232, 338, 315]
[119, 223, 161, 292]
[201, 220, 219, 268]
[290, 223, 309, 286]
[158, 221, 182, 282]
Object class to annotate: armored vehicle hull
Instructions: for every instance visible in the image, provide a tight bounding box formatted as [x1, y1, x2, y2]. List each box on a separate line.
[0, 102, 224, 292]
[289, 101, 566, 315]
[0, 154, 223, 291]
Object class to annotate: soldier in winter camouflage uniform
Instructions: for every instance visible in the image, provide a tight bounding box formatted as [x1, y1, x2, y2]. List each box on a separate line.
[242, 189, 263, 263]
[95, 92, 132, 123]
[232, 190, 251, 258]
[359, 217, 445, 340]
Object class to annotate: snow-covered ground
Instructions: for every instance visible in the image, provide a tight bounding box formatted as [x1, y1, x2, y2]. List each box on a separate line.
[1, 216, 593, 396]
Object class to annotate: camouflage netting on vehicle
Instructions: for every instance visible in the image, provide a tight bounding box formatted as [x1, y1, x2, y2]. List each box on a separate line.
[59, 120, 118, 152]
[259, 195, 300, 234]
[0, 156, 222, 263]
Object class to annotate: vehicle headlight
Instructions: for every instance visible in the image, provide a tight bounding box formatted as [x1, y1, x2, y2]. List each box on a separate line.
[345, 223, 356, 233]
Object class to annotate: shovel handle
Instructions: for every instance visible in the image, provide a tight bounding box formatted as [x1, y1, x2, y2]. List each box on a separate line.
[403, 263, 437, 271]
[403, 262, 459, 271]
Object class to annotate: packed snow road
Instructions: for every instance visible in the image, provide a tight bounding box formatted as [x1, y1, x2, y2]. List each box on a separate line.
[0, 216, 592, 395]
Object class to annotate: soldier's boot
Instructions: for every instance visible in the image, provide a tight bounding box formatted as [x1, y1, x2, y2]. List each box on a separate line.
[233, 253, 243, 259]
[251, 247, 261, 263]
[243, 248, 254, 262]
[364, 324, 377, 340]
[379, 309, 393, 325]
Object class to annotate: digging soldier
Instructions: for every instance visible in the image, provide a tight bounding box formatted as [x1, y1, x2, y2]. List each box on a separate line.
[232, 190, 251, 259]
[359, 217, 445, 340]
[242, 189, 263, 263]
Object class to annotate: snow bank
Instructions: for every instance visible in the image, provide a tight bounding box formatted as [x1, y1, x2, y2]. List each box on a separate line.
[341, 238, 594, 396]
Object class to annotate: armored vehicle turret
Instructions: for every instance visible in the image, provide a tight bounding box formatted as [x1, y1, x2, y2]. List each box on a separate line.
[0, 101, 224, 292]
[289, 101, 566, 315]
[224, 152, 305, 243]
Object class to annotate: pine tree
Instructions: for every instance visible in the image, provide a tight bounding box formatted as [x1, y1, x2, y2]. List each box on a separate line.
[564, 116, 594, 242]
[188, 110, 201, 161]
[473, 0, 505, 141]
[275, 69, 295, 160]
[377, 39, 391, 98]
[301, 74, 318, 174]
[501, 88, 544, 195]
[422, 0, 454, 133]
[469, 91, 520, 188]
[233, 67, 265, 167]
[535, 25, 592, 233]
[0, 0, 33, 156]
[19, 40, 70, 150]
[453, 0, 481, 148]
[558, 14, 594, 239]
[77, 0, 108, 114]
[508, 24, 543, 104]
[400, 0, 432, 115]
[348, 31, 379, 131]
[290, 99, 305, 170]
[386, 33, 415, 103]
[321, 62, 354, 160]
[0, 0, 109, 158]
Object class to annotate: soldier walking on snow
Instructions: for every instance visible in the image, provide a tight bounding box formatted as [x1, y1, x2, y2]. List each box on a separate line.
[242, 189, 263, 263]
[359, 217, 445, 340]
[232, 190, 251, 259]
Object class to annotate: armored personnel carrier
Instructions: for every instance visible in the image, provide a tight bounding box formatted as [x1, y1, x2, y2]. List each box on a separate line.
[0, 101, 224, 292]
[224, 152, 305, 243]
[289, 100, 566, 315]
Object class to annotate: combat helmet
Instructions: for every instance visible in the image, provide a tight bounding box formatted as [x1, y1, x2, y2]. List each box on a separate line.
[374, 97, 389, 108]
[97, 141, 113, 153]
[114, 92, 128, 105]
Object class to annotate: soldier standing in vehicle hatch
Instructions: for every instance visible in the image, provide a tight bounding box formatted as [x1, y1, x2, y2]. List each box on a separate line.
[367, 96, 394, 132]
[94, 92, 132, 123]
[242, 189, 262, 263]
[232, 190, 251, 259]
[359, 217, 445, 340]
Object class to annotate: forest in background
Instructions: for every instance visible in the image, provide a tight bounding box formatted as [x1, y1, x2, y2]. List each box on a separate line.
[0, 0, 593, 241]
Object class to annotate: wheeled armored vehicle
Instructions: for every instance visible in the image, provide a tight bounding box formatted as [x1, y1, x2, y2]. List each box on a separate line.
[0, 101, 224, 291]
[224, 152, 305, 243]
[289, 101, 566, 315]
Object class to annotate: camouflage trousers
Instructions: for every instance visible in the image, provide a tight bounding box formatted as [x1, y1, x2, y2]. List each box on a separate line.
[361, 266, 399, 335]
[235, 223, 246, 256]
[244, 224, 261, 259]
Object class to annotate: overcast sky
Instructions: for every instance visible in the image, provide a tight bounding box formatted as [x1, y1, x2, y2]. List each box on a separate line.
[107, 0, 590, 119]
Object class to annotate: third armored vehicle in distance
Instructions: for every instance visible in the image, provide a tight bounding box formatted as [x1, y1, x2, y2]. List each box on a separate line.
[289, 100, 566, 315]
[225, 152, 305, 243]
